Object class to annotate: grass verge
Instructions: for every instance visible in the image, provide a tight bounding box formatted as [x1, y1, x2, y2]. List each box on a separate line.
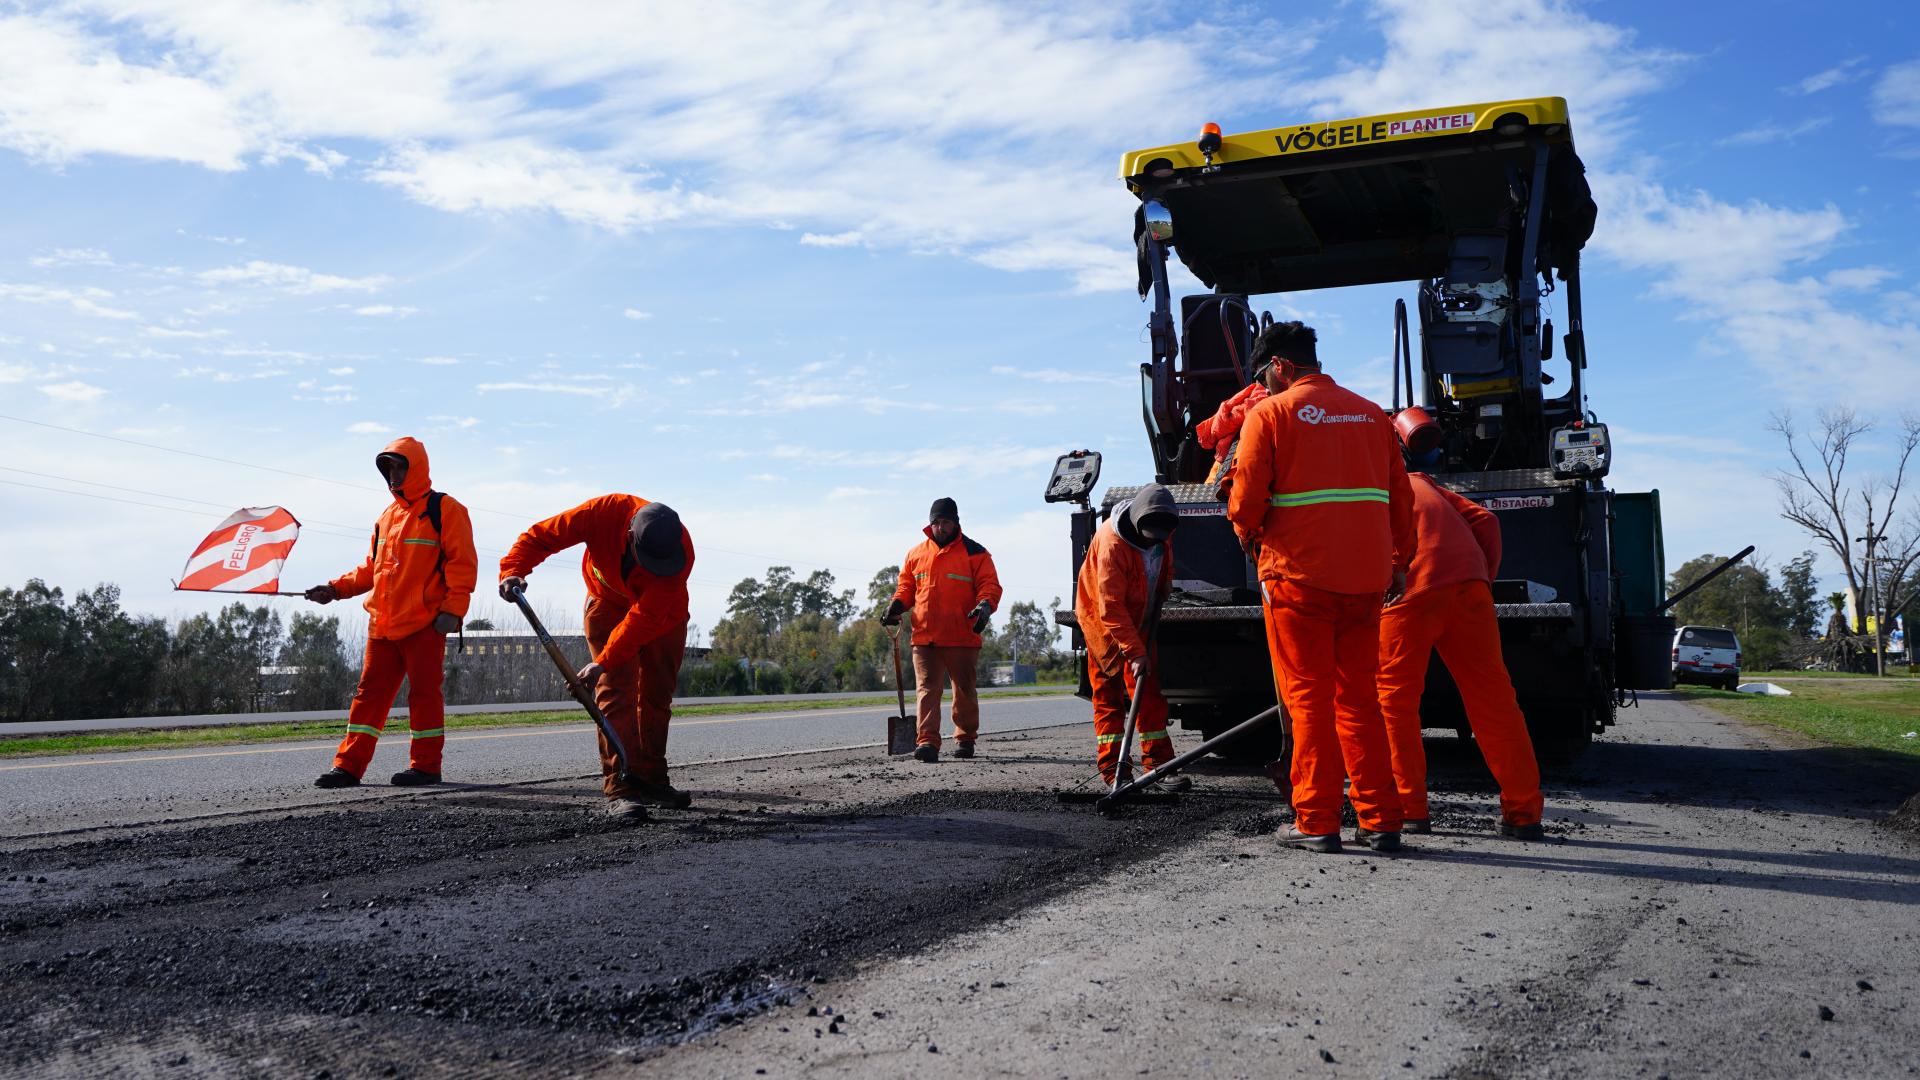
[0, 687, 1073, 760]
[1676, 677, 1920, 761]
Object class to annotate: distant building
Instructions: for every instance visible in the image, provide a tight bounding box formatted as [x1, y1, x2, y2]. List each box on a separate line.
[454, 628, 711, 663]
[986, 661, 1036, 686]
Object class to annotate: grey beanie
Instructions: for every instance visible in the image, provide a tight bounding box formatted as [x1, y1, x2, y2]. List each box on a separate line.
[629, 503, 687, 577]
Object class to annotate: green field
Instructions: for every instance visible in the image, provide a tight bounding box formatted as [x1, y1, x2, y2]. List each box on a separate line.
[0, 687, 1073, 759]
[1678, 676, 1920, 760]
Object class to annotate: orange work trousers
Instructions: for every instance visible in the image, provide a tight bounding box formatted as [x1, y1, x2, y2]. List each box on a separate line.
[1378, 580, 1543, 826]
[333, 626, 447, 777]
[910, 645, 980, 750]
[1089, 660, 1172, 783]
[585, 596, 687, 798]
[1261, 577, 1404, 836]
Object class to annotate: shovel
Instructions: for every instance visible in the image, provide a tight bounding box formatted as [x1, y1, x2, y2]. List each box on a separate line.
[505, 582, 641, 788]
[1058, 575, 1170, 806]
[884, 623, 917, 755]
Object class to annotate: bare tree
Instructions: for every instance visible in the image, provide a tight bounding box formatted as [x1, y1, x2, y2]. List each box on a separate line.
[1771, 408, 1920, 636]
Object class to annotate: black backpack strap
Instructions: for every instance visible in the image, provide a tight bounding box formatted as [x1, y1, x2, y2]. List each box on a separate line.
[424, 491, 457, 649]
[425, 490, 444, 534]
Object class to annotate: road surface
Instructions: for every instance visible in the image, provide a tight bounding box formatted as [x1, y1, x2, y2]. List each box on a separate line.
[1, 691, 1915, 1078]
[0, 693, 1084, 839]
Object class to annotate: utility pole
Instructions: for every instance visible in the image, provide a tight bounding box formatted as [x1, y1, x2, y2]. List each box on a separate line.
[1858, 523, 1888, 677]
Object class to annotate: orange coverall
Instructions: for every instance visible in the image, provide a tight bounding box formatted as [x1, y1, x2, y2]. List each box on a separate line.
[328, 437, 477, 777]
[894, 529, 1002, 750]
[1075, 518, 1175, 783]
[499, 495, 693, 797]
[1378, 474, 1543, 826]
[1226, 374, 1413, 837]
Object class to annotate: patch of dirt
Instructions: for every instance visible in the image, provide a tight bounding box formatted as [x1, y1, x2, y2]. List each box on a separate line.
[1886, 790, 1920, 836]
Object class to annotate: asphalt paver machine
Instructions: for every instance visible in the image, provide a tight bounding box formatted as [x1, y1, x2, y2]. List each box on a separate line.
[1047, 98, 1671, 763]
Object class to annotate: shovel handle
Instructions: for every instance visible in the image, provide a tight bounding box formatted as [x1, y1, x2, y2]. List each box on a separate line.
[505, 583, 637, 782]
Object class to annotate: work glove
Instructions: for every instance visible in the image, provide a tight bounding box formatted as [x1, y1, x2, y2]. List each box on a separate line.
[970, 602, 992, 635]
[575, 660, 605, 685]
[304, 585, 338, 604]
[1385, 569, 1408, 607]
[499, 575, 528, 602]
[879, 598, 907, 627]
[432, 612, 460, 635]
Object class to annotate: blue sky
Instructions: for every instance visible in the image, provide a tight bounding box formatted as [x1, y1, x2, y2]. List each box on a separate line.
[2, 0, 1916, 639]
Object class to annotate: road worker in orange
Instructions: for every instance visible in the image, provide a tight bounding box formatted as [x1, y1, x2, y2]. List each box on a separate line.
[1377, 443, 1545, 840]
[1226, 321, 1413, 854]
[1074, 483, 1188, 788]
[307, 437, 476, 789]
[1196, 380, 1269, 486]
[880, 497, 1002, 763]
[498, 495, 694, 820]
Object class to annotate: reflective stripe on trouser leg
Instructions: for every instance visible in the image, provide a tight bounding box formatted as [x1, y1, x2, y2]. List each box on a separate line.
[911, 645, 947, 749]
[1432, 580, 1543, 826]
[1089, 659, 1170, 781]
[400, 624, 448, 773]
[334, 634, 408, 777]
[1126, 662, 1174, 770]
[1377, 595, 1444, 822]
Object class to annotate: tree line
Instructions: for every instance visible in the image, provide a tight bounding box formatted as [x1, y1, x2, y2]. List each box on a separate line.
[0, 568, 1074, 723]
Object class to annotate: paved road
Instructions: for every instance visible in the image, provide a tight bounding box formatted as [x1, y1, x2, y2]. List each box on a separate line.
[0, 693, 1087, 839]
[2, 692, 1915, 1078]
[2, 686, 1066, 735]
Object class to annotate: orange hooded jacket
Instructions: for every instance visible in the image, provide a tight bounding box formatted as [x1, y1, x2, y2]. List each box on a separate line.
[893, 529, 1003, 648]
[1196, 383, 1270, 463]
[1402, 473, 1503, 601]
[1074, 519, 1173, 675]
[497, 494, 694, 667]
[1225, 373, 1414, 595]
[328, 436, 477, 640]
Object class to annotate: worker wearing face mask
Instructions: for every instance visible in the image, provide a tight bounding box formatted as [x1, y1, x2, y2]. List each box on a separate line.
[1074, 483, 1184, 786]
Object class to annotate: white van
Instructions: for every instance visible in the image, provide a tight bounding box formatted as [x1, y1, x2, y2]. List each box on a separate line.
[1672, 625, 1742, 690]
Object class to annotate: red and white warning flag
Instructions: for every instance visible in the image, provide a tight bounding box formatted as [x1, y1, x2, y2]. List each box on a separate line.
[176, 506, 303, 594]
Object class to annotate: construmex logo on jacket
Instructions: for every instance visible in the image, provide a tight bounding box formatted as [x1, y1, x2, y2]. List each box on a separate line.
[1295, 403, 1377, 426]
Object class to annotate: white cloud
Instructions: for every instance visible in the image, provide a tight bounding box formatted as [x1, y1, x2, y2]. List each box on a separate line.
[1714, 116, 1831, 148]
[800, 230, 865, 248]
[474, 380, 629, 400]
[197, 260, 390, 294]
[1788, 57, 1869, 96]
[1873, 59, 1920, 129]
[144, 326, 227, 339]
[990, 364, 1130, 387]
[416, 355, 461, 365]
[352, 304, 417, 316]
[427, 415, 481, 429]
[38, 380, 106, 403]
[345, 420, 392, 434]
[0, 282, 136, 320]
[622, 308, 653, 320]
[327, 366, 356, 375]
[0, 13, 252, 170]
[28, 247, 114, 268]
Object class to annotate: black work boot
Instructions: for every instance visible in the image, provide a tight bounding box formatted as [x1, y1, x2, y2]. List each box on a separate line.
[632, 779, 692, 809]
[1280, 826, 1342, 854]
[1162, 776, 1193, 793]
[953, 742, 975, 759]
[1354, 827, 1403, 852]
[1499, 820, 1546, 841]
[1402, 818, 1433, 835]
[314, 768, 360, 789]
[913, 744, 939, 764]
[390, 768, 441, 787]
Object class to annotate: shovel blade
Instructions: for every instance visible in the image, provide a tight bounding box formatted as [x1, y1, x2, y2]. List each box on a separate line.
[886, 714, 918, 756]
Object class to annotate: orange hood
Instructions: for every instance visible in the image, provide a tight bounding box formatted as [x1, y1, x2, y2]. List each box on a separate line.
[381, 436, 432, 504]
